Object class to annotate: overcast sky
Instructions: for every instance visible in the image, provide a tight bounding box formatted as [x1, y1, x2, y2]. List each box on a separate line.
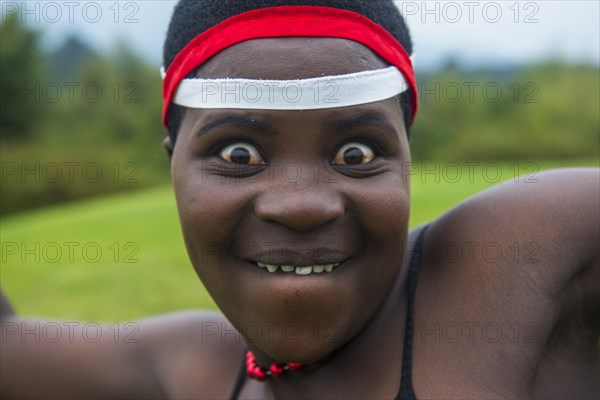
[3, 1, 599, 71]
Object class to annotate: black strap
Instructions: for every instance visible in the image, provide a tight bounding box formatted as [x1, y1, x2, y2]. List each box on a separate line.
[396, 224, 429, 400]
[229, 352, 247, 400]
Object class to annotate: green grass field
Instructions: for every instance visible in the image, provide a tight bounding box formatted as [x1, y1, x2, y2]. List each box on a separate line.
[1, 160, 596, 322]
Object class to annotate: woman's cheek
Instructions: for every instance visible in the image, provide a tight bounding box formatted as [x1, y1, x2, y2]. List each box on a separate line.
[345, 175, 409, 241]
[180, 182, 247, 238]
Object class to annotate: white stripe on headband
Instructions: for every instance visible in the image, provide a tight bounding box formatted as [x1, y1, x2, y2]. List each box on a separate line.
[161, 67, 409, 110]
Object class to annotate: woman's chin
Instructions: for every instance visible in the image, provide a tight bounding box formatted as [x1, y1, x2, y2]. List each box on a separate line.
[254, 336, 341, 365]
[241, 320, 345, 365]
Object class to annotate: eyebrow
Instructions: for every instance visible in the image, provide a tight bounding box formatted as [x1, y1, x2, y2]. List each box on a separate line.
[195, 112, 400, 140]
[196, 115, 275, 138]
[326, 113, 400, 142]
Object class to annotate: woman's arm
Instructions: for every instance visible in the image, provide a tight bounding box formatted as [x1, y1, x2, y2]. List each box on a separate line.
[0, 296, 241, 399]
[0, 287, 165, 399]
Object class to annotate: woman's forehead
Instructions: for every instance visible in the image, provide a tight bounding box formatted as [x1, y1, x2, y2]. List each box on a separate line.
[195, 37, 389, 80]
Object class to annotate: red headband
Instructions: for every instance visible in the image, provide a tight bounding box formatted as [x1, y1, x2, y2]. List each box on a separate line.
[162, 6, 418, 127]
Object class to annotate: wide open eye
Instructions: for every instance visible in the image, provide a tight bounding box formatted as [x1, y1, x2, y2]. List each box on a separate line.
[219, 143, 264, 165]
[332, 143, 375, 165]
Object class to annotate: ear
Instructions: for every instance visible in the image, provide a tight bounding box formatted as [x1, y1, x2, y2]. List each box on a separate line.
[163, 136, 174, 164]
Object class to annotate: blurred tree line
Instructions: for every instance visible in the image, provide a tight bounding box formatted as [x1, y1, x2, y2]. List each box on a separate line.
[411, 62, 600, 161]
[1, 13, 167, 215]
[1, 14, 599, 215]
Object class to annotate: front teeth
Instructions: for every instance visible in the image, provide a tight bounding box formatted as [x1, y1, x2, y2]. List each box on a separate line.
[295, 266, 312, 275]
[256, 262, 340, 275]
[312, 265, 325, 273]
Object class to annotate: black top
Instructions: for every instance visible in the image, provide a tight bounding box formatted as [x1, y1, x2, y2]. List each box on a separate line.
[230, 225, 429, 400]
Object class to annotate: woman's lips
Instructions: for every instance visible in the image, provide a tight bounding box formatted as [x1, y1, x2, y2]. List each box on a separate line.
[238, 241, 357, 275]
[254, 261, 342, 275]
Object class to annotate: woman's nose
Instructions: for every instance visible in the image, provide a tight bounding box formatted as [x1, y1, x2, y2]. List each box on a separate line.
[253, 173, 345, 232]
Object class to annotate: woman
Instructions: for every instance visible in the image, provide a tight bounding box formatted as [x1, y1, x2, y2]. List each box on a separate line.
[1, 1, 598, 398]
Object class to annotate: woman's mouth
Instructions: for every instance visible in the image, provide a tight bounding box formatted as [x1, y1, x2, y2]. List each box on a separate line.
[254, 261, 342, 275]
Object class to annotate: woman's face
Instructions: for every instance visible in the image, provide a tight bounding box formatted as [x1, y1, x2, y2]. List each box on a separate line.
[169, 38, 411, 363]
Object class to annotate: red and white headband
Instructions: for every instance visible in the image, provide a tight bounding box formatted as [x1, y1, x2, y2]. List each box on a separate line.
[161, 6, 418, 127]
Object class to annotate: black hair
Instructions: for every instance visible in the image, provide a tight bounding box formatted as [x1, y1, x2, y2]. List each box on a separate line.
[163, 0, 414, 143]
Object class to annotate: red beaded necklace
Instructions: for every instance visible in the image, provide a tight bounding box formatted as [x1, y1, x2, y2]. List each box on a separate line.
[245, 351, 303, 381]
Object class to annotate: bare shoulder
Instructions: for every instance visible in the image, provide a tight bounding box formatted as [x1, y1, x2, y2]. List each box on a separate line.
[425, 167, 599, 315]
[429, 167, 599, 280]
[139, 310, 246, 399]
[412, 168, 599, 398]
